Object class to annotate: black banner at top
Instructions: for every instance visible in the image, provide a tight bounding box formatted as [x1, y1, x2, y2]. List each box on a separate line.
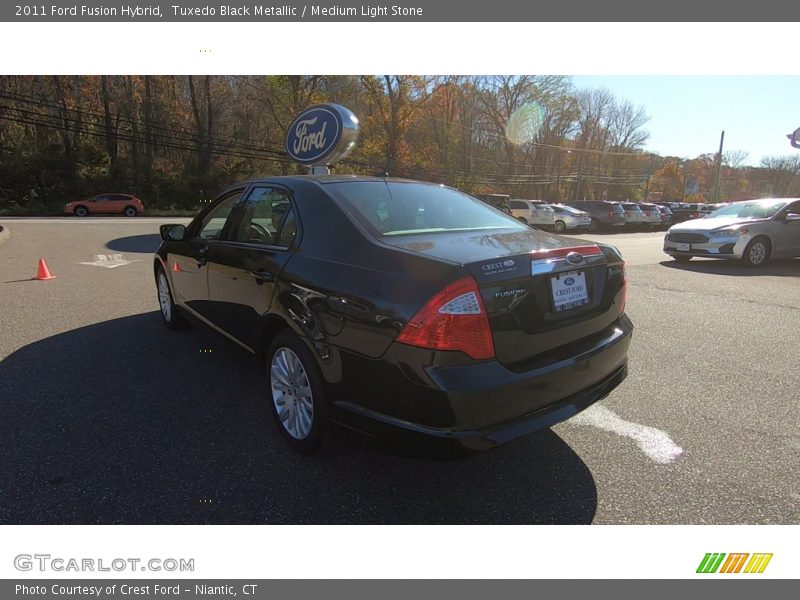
[3, 0, 800, 21]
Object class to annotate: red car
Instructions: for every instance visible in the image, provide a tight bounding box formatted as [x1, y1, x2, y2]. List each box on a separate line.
[65, 193, 144, 217]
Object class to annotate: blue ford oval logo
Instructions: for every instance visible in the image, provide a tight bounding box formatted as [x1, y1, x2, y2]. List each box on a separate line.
[285, 104, 359, 166]
[564, 277, 575, 286]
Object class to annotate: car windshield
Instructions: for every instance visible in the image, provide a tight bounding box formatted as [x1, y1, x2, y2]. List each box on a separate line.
[327, 181, 527, 237]
[705, 200, 788, 219]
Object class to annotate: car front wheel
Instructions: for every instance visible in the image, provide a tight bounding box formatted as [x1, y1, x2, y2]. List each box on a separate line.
[742, 237, 770, 268]
[74, 206, 88, 217]
[156, 266, 185, 328]
[554, 220, 566, 233]
[266, 331, 329, 453]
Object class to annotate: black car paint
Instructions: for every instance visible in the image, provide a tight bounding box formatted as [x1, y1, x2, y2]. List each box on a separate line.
[155, 176, 631, 450]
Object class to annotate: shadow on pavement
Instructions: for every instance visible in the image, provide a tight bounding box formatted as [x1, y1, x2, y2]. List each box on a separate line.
[0, 313, 598, 525]
[106, 234, 162, 254]
[659, 257, 800, 277]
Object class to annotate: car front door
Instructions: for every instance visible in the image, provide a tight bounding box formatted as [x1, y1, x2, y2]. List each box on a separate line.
[771, 200, 800, 257]
[90, 194, 111, 213]
[205, 185, 299, 349]
[168, 190, 243, 320]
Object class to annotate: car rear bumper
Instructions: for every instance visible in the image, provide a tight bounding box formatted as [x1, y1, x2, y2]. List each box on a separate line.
[330, 314, 632, 451]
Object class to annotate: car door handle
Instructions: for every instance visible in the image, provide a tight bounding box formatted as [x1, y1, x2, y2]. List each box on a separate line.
[250, 270, 274, 284]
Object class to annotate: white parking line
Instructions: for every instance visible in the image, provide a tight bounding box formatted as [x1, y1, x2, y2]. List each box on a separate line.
[79, 254, 141, 268]
[567, 404, 684, 464]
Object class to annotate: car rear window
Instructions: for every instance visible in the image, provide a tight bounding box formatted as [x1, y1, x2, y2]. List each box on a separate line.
[326, 181, 527, 237]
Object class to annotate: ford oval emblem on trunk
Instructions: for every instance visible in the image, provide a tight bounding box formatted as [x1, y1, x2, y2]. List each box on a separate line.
[566, 252, 584, 265]
[285, 104, 359, 166]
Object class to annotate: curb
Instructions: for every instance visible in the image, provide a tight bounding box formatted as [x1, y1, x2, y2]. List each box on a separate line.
[0, 224, 10, 246]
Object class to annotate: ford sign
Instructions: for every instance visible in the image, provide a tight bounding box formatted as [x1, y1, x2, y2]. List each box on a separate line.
[285, 104, 359, 166]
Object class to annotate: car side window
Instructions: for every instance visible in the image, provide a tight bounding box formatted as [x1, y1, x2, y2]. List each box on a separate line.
[510, 200, 526, 210]
[783, 201, 800, 215]
[198, 192, 241, 240]
[233, 186, 294, 247]
[275, 208, 298, 247]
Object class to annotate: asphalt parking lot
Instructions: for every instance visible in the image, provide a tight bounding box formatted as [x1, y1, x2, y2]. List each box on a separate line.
[1, 218, 798, 524]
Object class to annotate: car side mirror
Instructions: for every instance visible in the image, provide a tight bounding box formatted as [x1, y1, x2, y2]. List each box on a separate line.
[160, 224, 186, 241]
[784, 212, 800, 223]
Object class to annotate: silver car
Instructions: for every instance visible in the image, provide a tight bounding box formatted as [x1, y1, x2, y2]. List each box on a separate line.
[663, 198, 800, 267]
[547, 204, 592, 233]
[509, 199, 555, 227]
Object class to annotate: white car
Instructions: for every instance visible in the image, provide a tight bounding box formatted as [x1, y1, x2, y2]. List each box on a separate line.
[509, 199, 555, 227]
[547, 204, 593, 233]
[664, 198, 800, 267]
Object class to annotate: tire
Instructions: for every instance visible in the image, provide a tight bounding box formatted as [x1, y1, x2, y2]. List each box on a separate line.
[266, 330, 329, 453]
[554, 220, 566, 233]
[74, 206, 88, 217]
[741, 237, 770, 268]
[673, 255, 692, 263]
[123, 206, 137, 217]
[156, 265, 185, 329]
[587, 221, 597, 232]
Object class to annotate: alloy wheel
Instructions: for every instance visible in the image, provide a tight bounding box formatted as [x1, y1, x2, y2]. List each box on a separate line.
[270, 347, 314, 440]
[158, 272, 172, 321]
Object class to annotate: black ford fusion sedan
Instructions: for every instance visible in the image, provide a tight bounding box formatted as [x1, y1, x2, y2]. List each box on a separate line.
[154, 176, 632, 453]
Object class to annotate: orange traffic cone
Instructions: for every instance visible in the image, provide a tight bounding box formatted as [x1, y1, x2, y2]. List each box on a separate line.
[34, 258, 56, 280]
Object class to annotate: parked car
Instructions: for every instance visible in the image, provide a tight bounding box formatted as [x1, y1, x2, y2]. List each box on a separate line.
[546, 204, 593, 233]
[619, 203, 647, 229]
[509, 199, 555, 227]
[656, 205, 673, 228]
[671, 203, 710, 223]
[663, 198, 800, 267]
[65, 193, 144, 217]
[567, 201, 626, 231]
[638, 203, 663, 230]
[474, 193, 512, 214]
[155, 176, 632, 453]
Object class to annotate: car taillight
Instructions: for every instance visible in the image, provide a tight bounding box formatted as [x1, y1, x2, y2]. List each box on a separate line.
[396, 276, 495, 360]
[608, 212, 615, 217]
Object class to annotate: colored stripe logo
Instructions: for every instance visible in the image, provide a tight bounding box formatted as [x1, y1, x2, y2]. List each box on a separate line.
[697, 553, 772, 574]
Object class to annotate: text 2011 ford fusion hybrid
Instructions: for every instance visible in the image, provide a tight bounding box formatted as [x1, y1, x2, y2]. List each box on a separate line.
[154, 176, 632, 453]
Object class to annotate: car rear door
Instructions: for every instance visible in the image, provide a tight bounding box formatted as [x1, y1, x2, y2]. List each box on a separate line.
[168, 189, 243, 320]
[205, 185, 299, 349]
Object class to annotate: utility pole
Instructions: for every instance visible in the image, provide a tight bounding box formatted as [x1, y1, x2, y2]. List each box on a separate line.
[712, 130, 725, 203]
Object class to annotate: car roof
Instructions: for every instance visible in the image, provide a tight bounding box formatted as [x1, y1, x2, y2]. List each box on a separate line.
[234, 175, 429, 187]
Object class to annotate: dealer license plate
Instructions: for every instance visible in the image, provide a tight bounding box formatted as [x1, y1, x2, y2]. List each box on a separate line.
[551, 270, 589, 312]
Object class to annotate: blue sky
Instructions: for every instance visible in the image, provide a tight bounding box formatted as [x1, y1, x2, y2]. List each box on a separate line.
[570, 76, 800, 166]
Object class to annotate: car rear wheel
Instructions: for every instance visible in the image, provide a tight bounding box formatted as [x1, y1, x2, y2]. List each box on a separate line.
[742, 237, 770, 268]
[266, 331, 329, 453]
[74, 206, 88, 217]
[554, 220, 566, 233]
[124, 206, 137, 217]
[156, 266, 185, 329]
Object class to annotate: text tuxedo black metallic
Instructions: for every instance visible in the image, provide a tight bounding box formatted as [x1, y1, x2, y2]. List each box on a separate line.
[154, 176, 632, 453]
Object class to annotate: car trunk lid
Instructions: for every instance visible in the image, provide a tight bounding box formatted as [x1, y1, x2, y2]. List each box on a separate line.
[384, 229, 626, 368]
